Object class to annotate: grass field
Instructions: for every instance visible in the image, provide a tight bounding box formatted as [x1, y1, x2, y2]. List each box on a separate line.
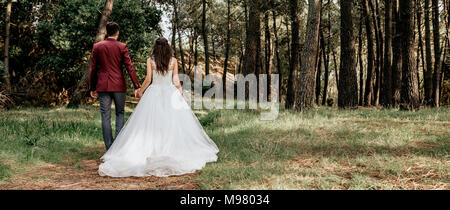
[0, 104, 448, 189]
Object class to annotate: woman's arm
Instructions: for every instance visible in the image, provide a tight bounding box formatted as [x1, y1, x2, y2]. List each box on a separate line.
[172, 58, 183, 96]
[138, 58, 153, 97]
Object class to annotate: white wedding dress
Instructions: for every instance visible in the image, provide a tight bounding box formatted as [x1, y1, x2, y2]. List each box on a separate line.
[98, 58, 219, 177]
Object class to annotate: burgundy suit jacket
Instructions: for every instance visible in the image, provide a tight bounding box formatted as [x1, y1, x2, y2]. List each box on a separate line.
[89, 38, 141, 92]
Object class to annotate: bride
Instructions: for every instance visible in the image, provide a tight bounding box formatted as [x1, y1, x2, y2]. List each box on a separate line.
[98, 37, 219, 177]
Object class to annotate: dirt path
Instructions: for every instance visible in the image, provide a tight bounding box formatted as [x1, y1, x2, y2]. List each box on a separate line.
[0, 146, 199, 190]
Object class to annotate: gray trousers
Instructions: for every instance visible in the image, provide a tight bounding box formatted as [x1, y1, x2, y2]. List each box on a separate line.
[98, 92, 126, 151]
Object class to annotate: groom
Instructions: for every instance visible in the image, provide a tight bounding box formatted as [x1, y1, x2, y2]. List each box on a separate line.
[89, 22, 141, 151]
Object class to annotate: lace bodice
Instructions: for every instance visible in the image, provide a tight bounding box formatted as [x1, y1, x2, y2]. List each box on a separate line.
[151, 57, 175, 86]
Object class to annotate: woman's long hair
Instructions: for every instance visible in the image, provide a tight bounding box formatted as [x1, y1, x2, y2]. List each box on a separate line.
[151, 37, 173, 74]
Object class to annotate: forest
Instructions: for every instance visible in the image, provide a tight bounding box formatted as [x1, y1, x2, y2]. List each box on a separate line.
[0, 0, 449, 110]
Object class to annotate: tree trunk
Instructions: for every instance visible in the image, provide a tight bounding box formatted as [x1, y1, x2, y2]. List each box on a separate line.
[68, 0, 114, 108]
[202, 0, 210, 75]
[424, 0, 433, 105]
[194, 28, 199, 67]
[264, 12, 273, 99]
[417, 0, 427, 105]
[223, 0, 231, 97]
[369, 0, 382, 106]
[173, 0, 185, 73]
[322, 6, 330, 106]
[358, 10, 364, 106]
[285, 16, 292, 63]
[383, 0, 393, 107]
[3, 0, 12, 92]
[244, 0, 261, 76]
[392, 0, 402, 106]
[375, 0, 384, 106]
[188, 30, 194, 73]
[212, 36, 216, 61]
[296, 0, 321, 112]
[315, 43, 322, 105]
[338, 0, 359, 108]
[273, 10, 282, 102]
[286, 0, 300, 109]
[399, 0, 420, 110]
[363, 0, 376, 106]
[328, 1, 339, 92]
[431, 0, 441, 107]
[172, 18, 177, 58]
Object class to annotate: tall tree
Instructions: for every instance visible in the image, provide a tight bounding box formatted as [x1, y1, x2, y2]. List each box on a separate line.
[399, 0, 420, 110]
[338, 0, 359, 108]
[223, 0, 231, 96]
[371, 0, 383, 106]
[358, 9, 364, 106]
[322, 0, 331, 106]
[173, 0, 185, 73]
[363, 0, 376, 106]
[202, 0, 210, 75]
[172, 17, 177, 58]
[3, 0, 12, 92]
[383, 0, 393, 107]
[264, 11, 273, 99]
[272, 10, 282, 102]
[285, 0, 299, 109]
[392, 0, 402, 106]
[244, 0, 261, 76]
[417, 0, 427, 105]
[296, 0, 321, 112]
[424, 0, 433, 105]
[431, 0, 441, 107]
[68, 0, 114, 107]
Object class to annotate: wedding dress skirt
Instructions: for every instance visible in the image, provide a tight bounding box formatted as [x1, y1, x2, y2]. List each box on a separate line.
[98, 70, 219, 177]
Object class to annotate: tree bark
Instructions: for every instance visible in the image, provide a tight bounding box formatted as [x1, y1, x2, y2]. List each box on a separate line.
[399, 0, 420, 110]
[3, 0, 12, 92]
[338, 0, 359, 108]
[194, 27, 199, 67]
[173, 0, 185, 73]
[272, 10, 282, 102]
[424, 0, 433, 105]
[369, 0, 383, 106]
[244, 0, 261, 77]
[296, 0, 321, 112]
[315, 42, 322, 105]
[431, 0, 441, 107]
[321, 26, 329, 106]
[417, 0, 427, 105]
[264, 12, 273, 99]
[383, 0, 393, 107]
[358, 10, 364, 106]
[392, 0, 402, 106]
[223, 0, 231, 97]
[286, 0, 299, 109]
[202, 0, 210, 75]
[363, 0, 376, 106]
[172, 17, 177, 58]
[68, 0, 114, 108]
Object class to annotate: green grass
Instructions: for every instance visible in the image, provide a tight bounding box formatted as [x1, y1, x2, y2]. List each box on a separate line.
[0, 104, 449, 189]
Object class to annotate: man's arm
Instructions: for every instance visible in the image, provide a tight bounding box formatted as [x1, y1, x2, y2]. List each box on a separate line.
[122, 45, 141, 90]
[89, 45, 98, 92]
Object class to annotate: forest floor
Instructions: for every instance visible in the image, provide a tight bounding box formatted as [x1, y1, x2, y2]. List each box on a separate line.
[0, 104, 449, 190]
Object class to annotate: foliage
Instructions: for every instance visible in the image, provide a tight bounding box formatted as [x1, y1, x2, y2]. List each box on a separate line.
[34, 0, 163, 89]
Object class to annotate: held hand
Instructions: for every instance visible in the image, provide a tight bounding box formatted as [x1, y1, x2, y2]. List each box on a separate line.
[134, 88, 141, 99]
[90, 91, 98, 99]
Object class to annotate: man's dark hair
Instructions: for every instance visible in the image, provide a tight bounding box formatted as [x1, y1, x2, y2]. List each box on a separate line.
[106, 22, 119, 37]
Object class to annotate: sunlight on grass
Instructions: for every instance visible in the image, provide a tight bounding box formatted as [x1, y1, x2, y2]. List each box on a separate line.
[0, 104, 449, 189]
